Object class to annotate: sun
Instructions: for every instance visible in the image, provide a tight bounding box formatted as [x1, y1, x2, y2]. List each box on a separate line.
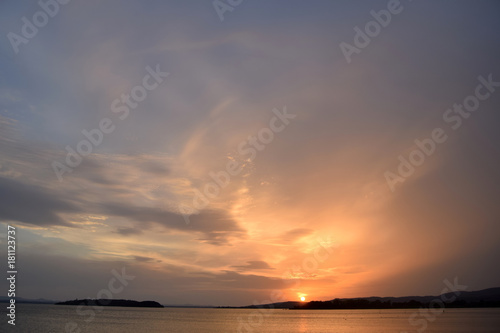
[298, 293, 307, 302]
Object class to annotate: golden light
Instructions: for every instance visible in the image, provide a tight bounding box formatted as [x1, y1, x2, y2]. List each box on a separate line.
[300, 296, 306, 302]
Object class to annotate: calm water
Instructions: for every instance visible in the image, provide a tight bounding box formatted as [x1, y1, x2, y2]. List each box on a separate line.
[1, 304, 499, 332]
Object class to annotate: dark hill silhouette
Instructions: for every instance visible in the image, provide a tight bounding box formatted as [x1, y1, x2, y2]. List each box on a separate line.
[294, 287, 500, 309]
[56, 299, 163, 308]
[232, 287, 500, 310]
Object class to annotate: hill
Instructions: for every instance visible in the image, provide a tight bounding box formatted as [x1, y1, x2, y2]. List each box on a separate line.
[235, 287, 500, 310]
[56, 299, 164, 308]
[295, 287, 500, 309]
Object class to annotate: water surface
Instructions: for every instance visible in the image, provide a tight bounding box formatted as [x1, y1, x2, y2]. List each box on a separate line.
[1, 304, 499, 332]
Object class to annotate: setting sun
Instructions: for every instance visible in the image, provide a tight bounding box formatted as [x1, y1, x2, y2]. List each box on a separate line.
[300, 296, 306, 302]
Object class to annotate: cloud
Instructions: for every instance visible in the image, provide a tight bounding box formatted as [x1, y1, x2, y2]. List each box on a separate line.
[0, 176, 79, 226]
[0, 124, 246, 244]
[114, 227, 144, 236]
[133, 256, 156, 263]
[280, 228, 314, 242]
[231, 260, 274, 272]
[215, 270, 284, 291]
[102, 203, 246, 245]
[140, 159, 171, 176]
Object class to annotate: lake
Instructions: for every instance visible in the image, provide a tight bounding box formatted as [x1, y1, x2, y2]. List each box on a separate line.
[1, 304, 499, 332]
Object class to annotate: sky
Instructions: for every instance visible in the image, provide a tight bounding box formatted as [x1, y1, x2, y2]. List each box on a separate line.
[0, 0, 499, 307]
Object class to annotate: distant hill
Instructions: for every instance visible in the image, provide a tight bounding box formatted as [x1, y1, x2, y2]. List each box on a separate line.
[357, 287, 500, 305]
[56, 299, 164, 308]
[235, 287, 500, 310]
[295, 287, 500, 310]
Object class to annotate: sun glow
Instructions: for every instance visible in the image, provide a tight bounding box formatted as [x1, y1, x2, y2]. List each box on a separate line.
[300, 296, 306, 302]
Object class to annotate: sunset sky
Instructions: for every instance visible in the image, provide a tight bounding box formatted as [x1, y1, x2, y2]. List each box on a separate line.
[1, 0, 499, 306]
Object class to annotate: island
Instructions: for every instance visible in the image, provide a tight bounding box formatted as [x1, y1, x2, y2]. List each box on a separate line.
[56, 299, 164, 308]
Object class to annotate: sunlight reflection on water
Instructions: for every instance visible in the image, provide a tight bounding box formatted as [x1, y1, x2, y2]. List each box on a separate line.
[1, 304, 500, 333]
